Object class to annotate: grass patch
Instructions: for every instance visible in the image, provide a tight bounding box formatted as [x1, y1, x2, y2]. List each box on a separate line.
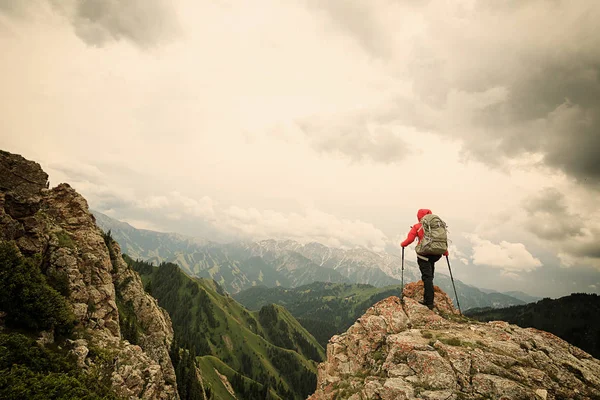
[56, 231, 75, 248]
[439, 337, 462, 347]
[372, 349, 384, 362]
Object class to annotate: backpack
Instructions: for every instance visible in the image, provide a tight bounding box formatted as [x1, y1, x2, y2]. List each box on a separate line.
[415, 214, 448, 256]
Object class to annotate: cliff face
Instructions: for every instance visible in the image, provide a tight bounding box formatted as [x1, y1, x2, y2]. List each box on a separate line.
[0, 150, 178, 399]
[309, 281, 600, 400]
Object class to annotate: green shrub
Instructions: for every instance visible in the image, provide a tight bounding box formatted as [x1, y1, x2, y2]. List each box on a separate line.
[0, 242, 75, 336]
[0, 333, 119, 400]
[0, 365, 110, 400]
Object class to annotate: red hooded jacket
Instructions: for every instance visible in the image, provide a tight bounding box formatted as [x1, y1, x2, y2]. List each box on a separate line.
[401, 209, 449, 256]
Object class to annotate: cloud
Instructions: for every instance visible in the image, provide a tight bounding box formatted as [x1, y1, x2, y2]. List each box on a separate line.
[523, 187, 583, 240]
[298, 1, 600, 185]
[558, 252, 600, 270]
[522, 187, 600, 269]
[49, 161, 106, 184]
[222, 206, 388, 251]
[70, 181, 136, 212]
[120, 218, 163, 232]
[107, 191, 389, 251]
[298, 113, 412, 164]
[466, 234, 542, 273]
[501, 271, 522, 280]
[0, 0, 179, 47]
[448, 244, 469, 265]
[138, 192, 216, 220]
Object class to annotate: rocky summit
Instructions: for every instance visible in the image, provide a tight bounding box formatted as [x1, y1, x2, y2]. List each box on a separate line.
[0, 150, 178, 399]
[309, 281, 600, 400]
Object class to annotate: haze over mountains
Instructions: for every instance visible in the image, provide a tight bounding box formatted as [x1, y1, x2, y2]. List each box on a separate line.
[94, 211, 533, 311]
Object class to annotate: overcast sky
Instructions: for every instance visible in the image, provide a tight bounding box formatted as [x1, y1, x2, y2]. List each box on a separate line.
[1, 0, 599, 298]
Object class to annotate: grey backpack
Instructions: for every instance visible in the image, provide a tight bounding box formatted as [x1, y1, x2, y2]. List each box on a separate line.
[415, 214, 448, 256]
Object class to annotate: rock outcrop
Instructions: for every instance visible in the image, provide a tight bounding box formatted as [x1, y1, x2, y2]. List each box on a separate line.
[0, 150, 178, 399]
[309, 281, 600, 400]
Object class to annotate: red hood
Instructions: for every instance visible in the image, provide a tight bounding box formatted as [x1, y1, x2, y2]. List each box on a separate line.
[417, 209, 432, 222]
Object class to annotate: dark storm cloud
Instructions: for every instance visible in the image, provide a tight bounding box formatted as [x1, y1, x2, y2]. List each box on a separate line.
[435, 2, 600, 186]
[301, 1, 600, 185]
[523, 187, 583, 240]
[0, 0, 179, 47]
[523, 187, 600, 264]
[567, 241, 600, 259]
[462, 61, 600, 187]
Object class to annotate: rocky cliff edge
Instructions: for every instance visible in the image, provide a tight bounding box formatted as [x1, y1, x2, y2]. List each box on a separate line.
[309, 281, 600, 400]
[0, 150, 178, 399]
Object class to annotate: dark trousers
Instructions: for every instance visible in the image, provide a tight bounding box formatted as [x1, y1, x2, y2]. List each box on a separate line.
[417, 254, 441, 306]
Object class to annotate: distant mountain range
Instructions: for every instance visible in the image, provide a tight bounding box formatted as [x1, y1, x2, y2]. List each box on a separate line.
[93, 211, 532, 311]
[496, 290, 542, 303]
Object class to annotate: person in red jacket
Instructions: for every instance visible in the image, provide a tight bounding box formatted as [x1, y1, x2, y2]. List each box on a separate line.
[400, 208, 448, 310]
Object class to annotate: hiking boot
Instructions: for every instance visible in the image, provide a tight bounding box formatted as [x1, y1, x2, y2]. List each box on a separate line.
[418, 300, 434, 310]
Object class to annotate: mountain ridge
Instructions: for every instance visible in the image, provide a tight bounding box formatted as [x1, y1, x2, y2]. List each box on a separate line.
[94, 210, 528, 311]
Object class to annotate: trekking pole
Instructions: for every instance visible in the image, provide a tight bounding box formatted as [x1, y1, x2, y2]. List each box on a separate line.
[400, 247, 405, 302]
[445, 255, 462, 315]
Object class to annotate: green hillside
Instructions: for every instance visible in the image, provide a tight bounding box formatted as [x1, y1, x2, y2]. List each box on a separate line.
[465, 293, 600, 359]
[127, 256, 323, 400]
[234, 282, 403, 346]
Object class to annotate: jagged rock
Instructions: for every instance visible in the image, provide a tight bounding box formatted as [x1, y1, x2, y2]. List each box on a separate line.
[67, 338, 90, 368]
[106, 338, 175, 400]
[0, 150, 179, 399]
[309, 281, 600, 400]
[0, 150, 48, 198]
[111, 240, 178, 387]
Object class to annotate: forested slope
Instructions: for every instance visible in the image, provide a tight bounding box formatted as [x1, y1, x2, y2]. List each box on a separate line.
[128, 257, 324, 400]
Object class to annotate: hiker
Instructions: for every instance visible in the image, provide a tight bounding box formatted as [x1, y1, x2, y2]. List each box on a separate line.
[401, 209, 448, 310]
